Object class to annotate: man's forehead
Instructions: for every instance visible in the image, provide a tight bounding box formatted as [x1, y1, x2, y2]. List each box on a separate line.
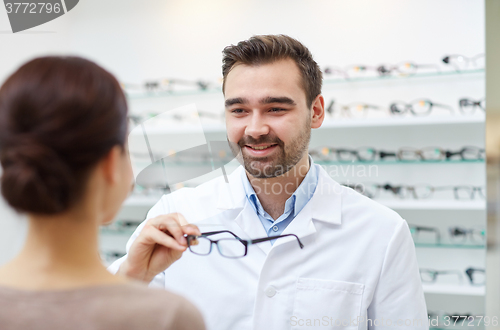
[224, 59, 305, 101]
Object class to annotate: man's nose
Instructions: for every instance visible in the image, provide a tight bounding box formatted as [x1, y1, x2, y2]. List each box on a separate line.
[245, 113, 270, 139]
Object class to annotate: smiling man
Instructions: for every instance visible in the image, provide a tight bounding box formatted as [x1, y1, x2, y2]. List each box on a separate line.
[109, 35, 429, 330]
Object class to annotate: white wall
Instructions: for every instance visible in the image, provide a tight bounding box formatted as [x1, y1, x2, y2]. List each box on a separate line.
[0, 0, 485, 263]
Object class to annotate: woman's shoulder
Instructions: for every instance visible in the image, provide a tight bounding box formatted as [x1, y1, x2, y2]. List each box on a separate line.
[0, 282, 205, 330]
[91, 282, 206, 330]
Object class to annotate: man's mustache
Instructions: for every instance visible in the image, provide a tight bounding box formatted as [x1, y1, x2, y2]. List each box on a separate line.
[238, 136, 284, 147]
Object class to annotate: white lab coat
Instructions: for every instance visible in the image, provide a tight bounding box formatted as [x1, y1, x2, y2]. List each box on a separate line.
[109, 164, 428, 330]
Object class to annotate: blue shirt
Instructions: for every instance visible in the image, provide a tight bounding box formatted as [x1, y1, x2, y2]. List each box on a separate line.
[241, 156, 319, 244]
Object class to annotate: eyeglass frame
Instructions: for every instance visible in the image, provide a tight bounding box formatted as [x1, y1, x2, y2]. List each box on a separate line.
[419, 268, 463, 283]
[459, 98, 485, 114]
[186, 230, 304, 258]
[465, 267, 485, 286]
[410, 225, 441, 244]
[449, 227, 486, 244]
[389, 99, 454, 116]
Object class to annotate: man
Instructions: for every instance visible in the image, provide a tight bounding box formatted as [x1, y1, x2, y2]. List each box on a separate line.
[109, 35, 428, 330]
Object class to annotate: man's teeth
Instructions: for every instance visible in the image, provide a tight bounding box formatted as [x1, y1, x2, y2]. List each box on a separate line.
[250, 145, 274, 150]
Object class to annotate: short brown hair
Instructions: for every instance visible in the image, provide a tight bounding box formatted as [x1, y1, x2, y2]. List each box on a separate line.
[0, 56, 128, 215]
[222, 34, 322, 107]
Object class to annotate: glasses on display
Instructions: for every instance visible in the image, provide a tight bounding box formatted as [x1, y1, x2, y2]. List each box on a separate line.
[419, 269, 463, 283]
[323, 66, 349, 79]
[388, 62, 441, 76]
[389, 99, 454, 116]
[458, 98, 485, 114]
[309, 146, 336, 161]
[343, 62, 439, 78]
[408, 225, 485, 246]
[449, 227, 486, 244]
[186, 230, 304, 258]
[410, 225, 442, 244]
[326, 100, 383, 118]
[465, 268, 485, 286]
[335, 147, 377, 162]
[420, 268, 485, 285]
[310, 146, 484, 163]
[344, 182, 485, 200]
[123, 78, 213, 93]
[309, 146, 376, 162]
[442, 53, 485, 72]
[393, 146, 484, 162]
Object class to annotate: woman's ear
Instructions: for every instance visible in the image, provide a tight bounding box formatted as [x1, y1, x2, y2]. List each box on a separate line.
[100, 146, 122, 185]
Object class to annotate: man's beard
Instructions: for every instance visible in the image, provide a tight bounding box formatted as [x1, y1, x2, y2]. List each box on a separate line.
[229, 118, 311, 179]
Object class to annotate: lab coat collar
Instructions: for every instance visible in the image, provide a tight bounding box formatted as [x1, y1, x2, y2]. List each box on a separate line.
[216, 165, 246, 210]
[216, 163, 342, 225]
[310, 165, 342, 225]
[217, 164, 342, 254]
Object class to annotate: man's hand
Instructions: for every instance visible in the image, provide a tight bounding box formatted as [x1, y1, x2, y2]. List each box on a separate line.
[117, 213, 201, 283]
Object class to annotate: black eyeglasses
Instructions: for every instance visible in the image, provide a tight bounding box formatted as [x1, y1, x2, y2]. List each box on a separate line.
[186, 230, 304, 258]
[449, 227, 485, 244]
[389, 99, 454, 116]
[459, 98, 485, 114]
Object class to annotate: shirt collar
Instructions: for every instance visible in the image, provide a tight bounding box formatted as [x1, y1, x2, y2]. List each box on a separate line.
[241, 155, 319, 218]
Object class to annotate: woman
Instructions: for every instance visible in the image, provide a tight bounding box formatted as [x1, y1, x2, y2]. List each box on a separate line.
[0, 56, 205, 330]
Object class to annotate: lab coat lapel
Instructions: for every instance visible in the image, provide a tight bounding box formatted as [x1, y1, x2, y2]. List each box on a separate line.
[233, 200, 272, 255]
[272, 166, 342, 249]
[217, 165, 271, 255]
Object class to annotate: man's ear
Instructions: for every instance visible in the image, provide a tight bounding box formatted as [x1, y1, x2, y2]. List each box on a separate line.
[100, 146, 121, 185]
[311, 94, 325, 129]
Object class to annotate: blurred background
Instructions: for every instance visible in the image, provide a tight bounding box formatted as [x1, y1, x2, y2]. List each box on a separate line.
[1, 0, 498, 328]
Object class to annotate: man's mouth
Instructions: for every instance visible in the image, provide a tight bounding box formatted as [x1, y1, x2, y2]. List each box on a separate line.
[246, 144, 277, 150]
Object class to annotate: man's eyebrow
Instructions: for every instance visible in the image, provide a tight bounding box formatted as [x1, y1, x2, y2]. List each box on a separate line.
[225, 98, 248, 107]
[260, 96, 296, 105]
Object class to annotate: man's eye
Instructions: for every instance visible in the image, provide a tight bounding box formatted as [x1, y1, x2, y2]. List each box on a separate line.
[270, 108, 285, 112]
[231, 109, 244, 114]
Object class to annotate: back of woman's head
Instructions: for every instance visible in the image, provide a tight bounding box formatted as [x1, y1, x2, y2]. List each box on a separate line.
[0, 56, 128, 215]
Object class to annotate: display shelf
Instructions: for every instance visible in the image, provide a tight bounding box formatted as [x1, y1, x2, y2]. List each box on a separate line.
[124, 69, 484, 100]
[422, 284, 485, 296]
[128, 114, 484, 136]
[320, 113, 485, 128]
[414, 243, 485, 249]
[125, 87, 222, 100]
[380, 200, 485, 210]
[323, 69, 484, 85]
[128, 159, 484, 168]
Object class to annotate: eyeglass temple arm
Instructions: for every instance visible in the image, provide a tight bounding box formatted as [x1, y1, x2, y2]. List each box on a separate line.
[432, 102, 455, 113]
[249, 234, 304, 249]
[200, 230, 242, 240]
